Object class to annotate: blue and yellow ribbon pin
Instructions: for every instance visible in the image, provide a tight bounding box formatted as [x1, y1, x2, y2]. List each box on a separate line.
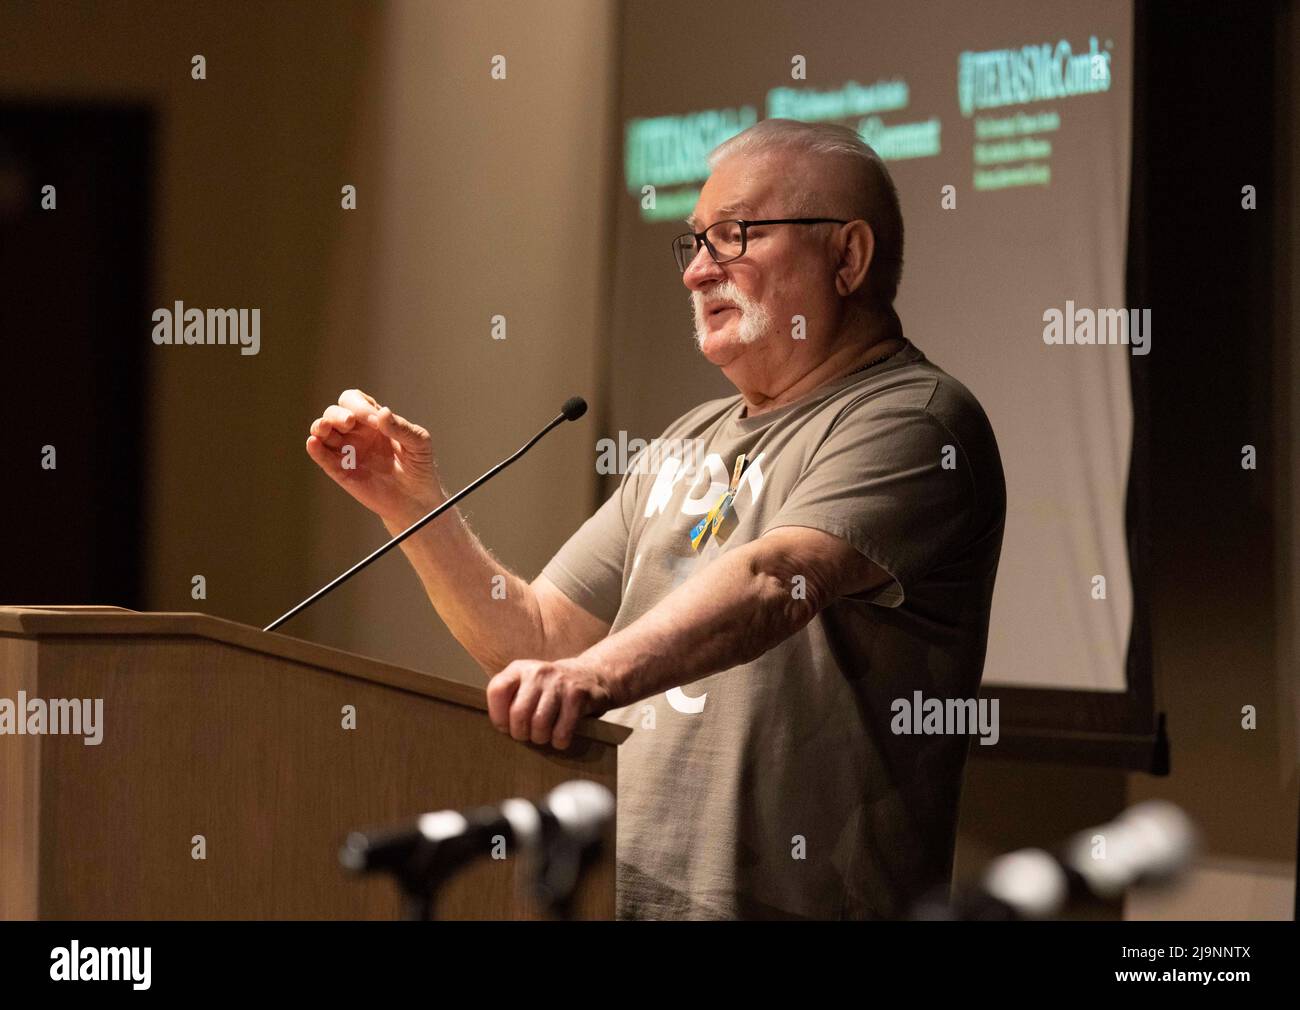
[689, 453, 748, 551]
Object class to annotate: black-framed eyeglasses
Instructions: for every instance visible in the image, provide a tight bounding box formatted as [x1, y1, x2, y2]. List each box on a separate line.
[671, 217, 848, 272]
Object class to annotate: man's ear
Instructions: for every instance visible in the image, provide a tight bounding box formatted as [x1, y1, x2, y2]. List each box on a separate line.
[835, 220, 875, 298]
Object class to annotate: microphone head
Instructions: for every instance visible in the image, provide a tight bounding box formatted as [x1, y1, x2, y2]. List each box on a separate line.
[546, 779, 615, 845]
[500, 797, 544, 850]
[981, 848, 1069, 919]
[417, 810, 471, 842]
[1062, 800, 1198, 899]
[1114, 799, 1198, 881]
[561, 396, 588, 421]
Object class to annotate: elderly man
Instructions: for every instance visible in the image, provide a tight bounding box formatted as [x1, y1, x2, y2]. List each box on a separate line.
[306, 118, 1005, 920]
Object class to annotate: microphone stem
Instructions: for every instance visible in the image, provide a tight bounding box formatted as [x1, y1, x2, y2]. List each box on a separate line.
[264, 411, 568, 633]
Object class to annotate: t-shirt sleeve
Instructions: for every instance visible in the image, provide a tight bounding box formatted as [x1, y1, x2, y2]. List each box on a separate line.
[539, 476, 633, 626]
[760, 396, 977, 607]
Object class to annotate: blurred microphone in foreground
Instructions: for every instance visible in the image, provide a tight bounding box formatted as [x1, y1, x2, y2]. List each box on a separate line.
[340, 779, 615, 921]
[912, 800, 1200, 920]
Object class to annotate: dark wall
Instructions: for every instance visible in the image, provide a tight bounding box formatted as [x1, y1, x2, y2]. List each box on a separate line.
[0, 105, 153, 608]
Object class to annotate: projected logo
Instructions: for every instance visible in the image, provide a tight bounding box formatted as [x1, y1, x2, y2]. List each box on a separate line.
[957, 35, 1115, 191]
[957, 36, 1112, 118]
[767, 81, 941, 162]
[623, 77, 945, 222]
[623, 107, 757, 222]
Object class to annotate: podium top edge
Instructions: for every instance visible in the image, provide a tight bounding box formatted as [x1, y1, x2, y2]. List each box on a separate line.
[0, 606, 631, 747]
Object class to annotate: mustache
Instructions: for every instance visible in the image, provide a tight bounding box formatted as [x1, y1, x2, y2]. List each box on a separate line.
[689, 286, 773, 350]
[691, 285, 748, 316]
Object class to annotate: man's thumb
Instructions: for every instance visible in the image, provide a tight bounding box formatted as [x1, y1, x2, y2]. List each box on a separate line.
[376, 406, 427, 447]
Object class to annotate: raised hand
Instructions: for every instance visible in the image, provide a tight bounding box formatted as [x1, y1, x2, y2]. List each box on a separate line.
[306, 388, 446, 527]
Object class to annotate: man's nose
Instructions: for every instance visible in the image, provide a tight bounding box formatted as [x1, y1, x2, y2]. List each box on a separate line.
[682, 245, 725, 289]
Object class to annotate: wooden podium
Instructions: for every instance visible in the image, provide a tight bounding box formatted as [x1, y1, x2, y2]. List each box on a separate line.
[0, 606, 628, 920]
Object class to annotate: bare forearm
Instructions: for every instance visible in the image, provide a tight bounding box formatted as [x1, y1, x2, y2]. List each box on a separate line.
[580, 541, 824, 707]
[383, 506, 545, 676]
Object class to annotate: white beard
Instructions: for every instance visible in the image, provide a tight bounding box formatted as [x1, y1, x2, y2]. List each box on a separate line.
[690, 283, 775, 350]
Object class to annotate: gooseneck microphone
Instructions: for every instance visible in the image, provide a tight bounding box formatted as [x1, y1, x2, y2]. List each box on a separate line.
[264, 396, 588, 632]
[339, 780, 615, 920]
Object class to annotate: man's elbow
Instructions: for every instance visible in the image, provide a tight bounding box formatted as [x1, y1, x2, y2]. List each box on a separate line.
[746, 547, 830, 631]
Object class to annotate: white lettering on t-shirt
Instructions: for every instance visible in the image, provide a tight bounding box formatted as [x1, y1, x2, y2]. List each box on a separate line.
[660, 451, 768, 519]
[632, 448, 772, 718]
[666, 685, 707, 714]
[644, 456, 687, 517]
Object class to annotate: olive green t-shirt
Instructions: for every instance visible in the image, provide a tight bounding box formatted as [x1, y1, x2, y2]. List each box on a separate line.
[541, 339, 1006, 919]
